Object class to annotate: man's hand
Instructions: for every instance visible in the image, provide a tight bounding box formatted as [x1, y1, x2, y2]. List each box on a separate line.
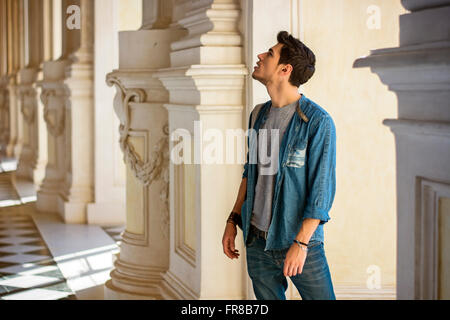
[222, 222, 240, 259]
[283, 244, 307, 277]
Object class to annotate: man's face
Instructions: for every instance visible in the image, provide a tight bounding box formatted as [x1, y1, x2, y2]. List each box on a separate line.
[252, 42, 286, 85]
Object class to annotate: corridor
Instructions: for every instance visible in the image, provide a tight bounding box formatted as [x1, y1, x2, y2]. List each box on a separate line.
[0, 156, 124, 300]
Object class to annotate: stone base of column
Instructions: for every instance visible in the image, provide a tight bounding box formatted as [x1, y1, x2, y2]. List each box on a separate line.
[5, 141, 17, 158]
[15, 149, 35, 181]
[15, 162, 32, 181]
[32, 159, 46, 186]
[159, 270, 197, 300]
[104, 260, 166, 300]
[57, 197, 87, 224]
[36, 181, 60, 213]
[104, 279, 157, 300]
[86, 202, 125, 226]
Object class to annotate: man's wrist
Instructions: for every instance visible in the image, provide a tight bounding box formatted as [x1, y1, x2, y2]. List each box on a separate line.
[227, 211, 242, 228]
[293, 240, 308, 252]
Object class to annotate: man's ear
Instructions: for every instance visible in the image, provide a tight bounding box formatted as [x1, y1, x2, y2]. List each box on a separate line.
[281, 64, 293, 75]
[281, 64, 292, 73]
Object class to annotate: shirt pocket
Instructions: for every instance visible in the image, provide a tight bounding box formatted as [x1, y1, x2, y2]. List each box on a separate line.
[286, 141, 307, 168]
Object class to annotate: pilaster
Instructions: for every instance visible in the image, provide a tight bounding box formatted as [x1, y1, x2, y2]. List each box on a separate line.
[56, 0, 95, 223]
[86, 0, 126, 226]
[16, 68, 40, 182]
[36, 59, 69, 214]
[0, 76, 10, 156]
[354, 0, 450, 300]
[104, 28, 185, 300]
[156, 0, 248, 299]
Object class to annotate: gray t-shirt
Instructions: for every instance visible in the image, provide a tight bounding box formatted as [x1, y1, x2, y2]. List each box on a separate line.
[251, 100, 297, 232]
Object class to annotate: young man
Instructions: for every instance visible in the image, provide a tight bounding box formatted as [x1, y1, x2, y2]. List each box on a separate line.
[222, 31, 336, 300]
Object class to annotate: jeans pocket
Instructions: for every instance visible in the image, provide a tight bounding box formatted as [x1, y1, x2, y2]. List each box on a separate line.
[305, 242, 323, 259]
[246, 230, 257, 248]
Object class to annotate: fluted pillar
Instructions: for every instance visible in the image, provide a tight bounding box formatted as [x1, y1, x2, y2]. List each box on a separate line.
[155, 0, 248, 299]
[354, 0, 450, 300]
[104, 27, 185, 299]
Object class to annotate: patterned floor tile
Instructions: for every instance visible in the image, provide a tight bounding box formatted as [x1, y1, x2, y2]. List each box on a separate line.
[0, 171, 77, 300]
[0, 263, 59, 276]
[20, 240, 47, 247]
[1, 288, 71, 300]
[0, 253, 52, 264]
[33, 268, 65, 279]
[43, 281, 73, 292]
[0, 261, 16, 269]
[0, 252, 15, 258]
[0, 285, 20, 295]
[0, 275, 61, 288]
[0, 236, 41, 245]
[26, 248, 52, 256]
[0, 229, 38, 236]
[0, 244, 46, 254]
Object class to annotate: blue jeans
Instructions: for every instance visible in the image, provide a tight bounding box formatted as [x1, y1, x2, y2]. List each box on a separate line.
[246, 227, 336, 300]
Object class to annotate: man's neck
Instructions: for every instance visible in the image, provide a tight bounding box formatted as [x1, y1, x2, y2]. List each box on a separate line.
[266, 82, 302, 108]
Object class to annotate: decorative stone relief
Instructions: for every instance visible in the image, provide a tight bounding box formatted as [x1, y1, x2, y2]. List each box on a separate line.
[40, 89, 66, 137]
[106, 76, 170, 238]
[0, 87, 10, 146]
[19, 87, 37, 124]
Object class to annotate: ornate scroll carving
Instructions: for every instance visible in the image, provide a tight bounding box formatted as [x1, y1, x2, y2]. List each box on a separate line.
[107, 75, 170, 238]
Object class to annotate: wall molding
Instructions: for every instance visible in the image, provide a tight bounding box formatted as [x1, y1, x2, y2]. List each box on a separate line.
[415, 176, 450, 299]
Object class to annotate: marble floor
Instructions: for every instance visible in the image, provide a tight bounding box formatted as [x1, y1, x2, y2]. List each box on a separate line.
[0, 159, 125, 300]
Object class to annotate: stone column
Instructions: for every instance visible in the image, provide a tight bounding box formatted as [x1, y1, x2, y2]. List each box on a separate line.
[35, 0, 67, 214]
[104, 27, 185, 299]
[155, 0, 248, 299]
[16, 69, 39, 180]
[55, 0, 95, 223]
[0, 1, 8, 156]
[36, 59, 69, 213]
[15, 68, 48, 185]
[354, 0, 450, 299]
[15, 0, 51, 185]
[0, 77, 10, 156]
[5, 0, 22, 159]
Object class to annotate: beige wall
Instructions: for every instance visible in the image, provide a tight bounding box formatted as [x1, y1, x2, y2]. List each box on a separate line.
[301, 0, 407, 288]
[119, 0, 142, 31]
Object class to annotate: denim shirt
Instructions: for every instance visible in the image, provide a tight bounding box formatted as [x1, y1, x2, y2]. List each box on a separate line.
[241, 94, 336, 251]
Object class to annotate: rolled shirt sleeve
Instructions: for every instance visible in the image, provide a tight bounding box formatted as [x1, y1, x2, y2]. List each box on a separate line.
[302, 114, 336, 224]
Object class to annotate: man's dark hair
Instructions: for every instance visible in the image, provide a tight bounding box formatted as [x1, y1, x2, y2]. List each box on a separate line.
[277, 31, 316, 87]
